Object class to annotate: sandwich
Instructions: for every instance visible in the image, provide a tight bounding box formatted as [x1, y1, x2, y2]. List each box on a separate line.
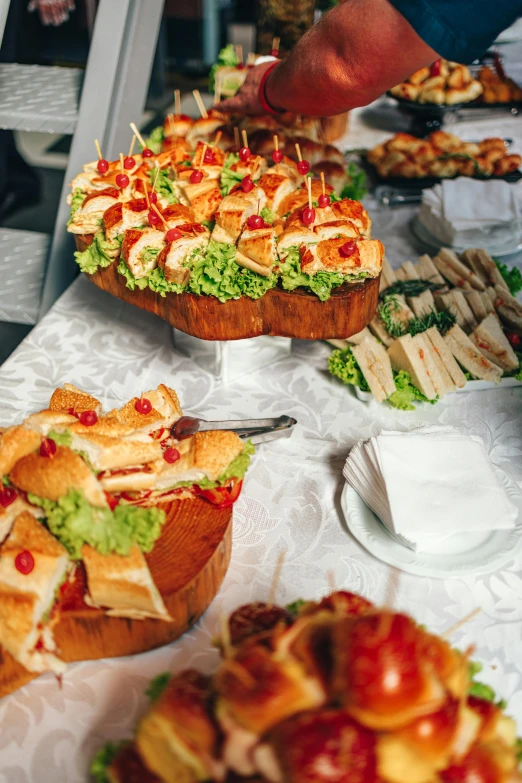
[82, 544, 171, 621]
[9, 446, 109, 507]
[117, 430, 252, 506]
[257, 172, 298, 215]
[177, 179, 223, 224]
[424, 326, 467, 389]
[351, 336, 396, 403]
[23, 410, 79, 436]
[214, 63, 249, 98]
[114, 384, 182, 436]
[436, 290, 477, 333]
[49, 384, 102, 416]
[226, 153, 268, 183]
[470, 313, 519, 372]
[276, 225, 317, 261]
[0, 425, 42, 476]
[491, 284, 522, 332]
[161, 203, 196, 228]
[67, 188, 122, 235]
[299, 237, 383, 280]
[311, 161, 346, 194]
[236, 223, 277, 277]
[387, 333, 444, 400]
[416, 253, 447, 288]
[444, 324, 503, 382]
[121, 228, 166, 279]
[368, 316, 395, 347]
[163, 113, 194, 139]
[0, 510, 70, 673]
[464, 290, 489, 323]
[103, 198, 150, 243]
[157, 222, 211, 285]
[460, 248, 509, 292]
[0, 494, 44, 545]
[191, 141, 226, 180]
[379, 256, 397, 291]
[136, 670, 225, 783]
[395, 260, 437, 317]
[211, 191, 262, 245]
[433, 248, 486, 292]
[186, 114, 227, 148]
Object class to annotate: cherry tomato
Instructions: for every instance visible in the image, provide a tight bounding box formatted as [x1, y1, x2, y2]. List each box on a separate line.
[242, 176, 254, 193]
[190, 170, 203, 184]
[506, 332, 521, 348]
[272, 149, 283, 164]
[135, 398, 152, 414]
[116, 173, 129, 189]
[148, 210, 161, 226]
[239, 146, 251, 162]
[0, 486, 17, 508]
[104, 492, 119, 511]
[318, 193, 331, 208]
[15, 550, 34, 575]
[301, 206, 316, 225]
[124, 156, 135, 170]
[339, 240, 357, 257]
[430, 59, 442, 77]
[79, 410, 98, 426]
[142, 148, 154, 158]
[164, 447, 181, 464]
[166, 228, 182, 242]
[297, 160, 310, 175]
[40, 438, 57, 458]
[97, 158, 109, 174]
[247, 214, 264, 230]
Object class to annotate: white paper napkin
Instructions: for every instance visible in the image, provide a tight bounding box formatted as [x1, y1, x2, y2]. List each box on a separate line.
[343, 426, 518, 553]
[418, 178, 521, 249]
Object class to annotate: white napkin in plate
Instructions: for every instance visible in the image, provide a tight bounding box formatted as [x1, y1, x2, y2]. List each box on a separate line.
[418, 178, 521, 248]
[343, 426, 517, 552]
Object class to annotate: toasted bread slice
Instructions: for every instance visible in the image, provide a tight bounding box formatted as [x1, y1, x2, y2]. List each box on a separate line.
[67, 431, 162, 471]
[369, 316, 394, 347]
[0, 511, 69, 673]
[49, 386, 101, 415]
[23, 410, 79, 436]
[444, 324, 503, 382]
[387, 334, 437, 400]
[434, 248, 486, 291]
[9, 446, 108, 507]
[352, 336, 396, 403]
[470, 314, 519, 372]
[82, 544, 171, 621]
[424, 326, 466, 389]
[0, 426, 41, 476]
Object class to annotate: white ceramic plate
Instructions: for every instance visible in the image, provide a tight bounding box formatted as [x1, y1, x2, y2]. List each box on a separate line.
[340, 474, 522, 578]
[354, 376, 522, 403]
[411, 215, 522, 258]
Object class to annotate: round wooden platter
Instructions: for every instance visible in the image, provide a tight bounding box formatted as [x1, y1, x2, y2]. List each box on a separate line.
[0, 497, 232, 700]
[76, 236, 380, 341]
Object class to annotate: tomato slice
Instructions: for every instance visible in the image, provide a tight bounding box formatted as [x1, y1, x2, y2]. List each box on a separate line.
[104, 491, 119, 510]
[196, 479, 243, 508]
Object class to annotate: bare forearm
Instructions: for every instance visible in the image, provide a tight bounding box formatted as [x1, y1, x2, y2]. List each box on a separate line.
[265, 0, 439, 116]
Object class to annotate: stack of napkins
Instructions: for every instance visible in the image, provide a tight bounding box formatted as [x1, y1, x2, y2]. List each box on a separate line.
[343, 426, 517, 552]
[419, 178, 521, 250]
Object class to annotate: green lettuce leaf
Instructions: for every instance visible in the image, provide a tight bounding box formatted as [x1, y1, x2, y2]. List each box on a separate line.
[149, 168, 178, 204]
[388, 370, 436, 411]
[328, 347, 369, 391]
[48, 429, 72, 448]
[74, 232, 122, 275]
[220, 153, 242, 196]
[468, 661, 507, 709]
[209, 44, 238, 92]
[279, 246, 365, 301]
[147, 126, 164, 155]
[117, 260, 149, 291]
[189, 241, 274, 303]
[146, 673, 171, 703]
[494, 258, 522, 295]
[28, 489, 166, 559]
[341, 162, 367, 201]
[142, 247, 161, 267]
[91, 742, 125, 783]
[196, 440, 255, 490]
[286, 598, 307, 617]
[68, 188, 86, 225]
[261, 207, 278, 225]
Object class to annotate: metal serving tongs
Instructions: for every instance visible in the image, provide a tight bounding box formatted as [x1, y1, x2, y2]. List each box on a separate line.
[171, 415, 297, 445]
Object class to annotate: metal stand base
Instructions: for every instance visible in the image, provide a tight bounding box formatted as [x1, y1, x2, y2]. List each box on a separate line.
[172, 331, 292, 384]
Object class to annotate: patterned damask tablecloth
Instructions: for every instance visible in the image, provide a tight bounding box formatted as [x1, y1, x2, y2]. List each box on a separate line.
[2, 73, 522, 783]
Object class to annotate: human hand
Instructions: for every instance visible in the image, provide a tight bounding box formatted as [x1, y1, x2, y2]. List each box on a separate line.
[215, 61, 283, 116]
[28, 0, 75, 26]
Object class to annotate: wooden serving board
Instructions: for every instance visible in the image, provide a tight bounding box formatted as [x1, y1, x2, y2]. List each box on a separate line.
[0, 497, 232, 700]
[75, 236, 380, 341]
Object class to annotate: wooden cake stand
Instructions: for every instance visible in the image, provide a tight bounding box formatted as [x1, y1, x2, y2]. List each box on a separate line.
[0, 498, 232, 699]
[75, 236, 380, 341]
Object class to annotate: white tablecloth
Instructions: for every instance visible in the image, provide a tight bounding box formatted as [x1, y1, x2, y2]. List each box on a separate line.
[2, 49, 522, 782]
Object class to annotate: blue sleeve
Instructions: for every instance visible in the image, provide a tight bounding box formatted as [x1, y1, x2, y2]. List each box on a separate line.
[388, 0, 522, 63]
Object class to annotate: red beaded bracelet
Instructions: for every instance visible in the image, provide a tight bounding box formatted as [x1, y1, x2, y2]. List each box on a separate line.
[258, 61, 284, 115]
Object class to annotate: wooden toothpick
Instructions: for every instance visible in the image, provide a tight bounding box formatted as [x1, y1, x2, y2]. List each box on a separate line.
[241, 129, 248, 149]
[130, 122, 147, 150]
[307, 175, 313, 211]
[236, 44, 243, 65]
[327, 570, 337, 593]
[295, 142, 303, 163]
[201, 144, 208, 166]
[193, 90, 208, 119]
[119, 152, 125, 175]
[247, 52, 256, 66]
[151, 202, 169, 230]
[128, 135, 136, 158]
[442, 608, 481, 640]
[234, 127, 240, 150]
[272, 36, 280, 55]
[168, 114, 175, 137]
[94, 138, 103, 160]
[320, 171, 326, 197]
[268, 550, 286, 606]
[174, 89, 181, 117]
[152, 164, 160, 194]
[214, 130, 222, 148]
[273, 134, 280, 172]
